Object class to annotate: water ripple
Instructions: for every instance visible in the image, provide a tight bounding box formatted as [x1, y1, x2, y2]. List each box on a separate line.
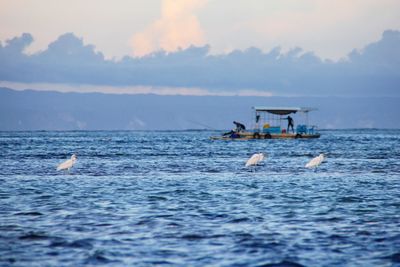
[0, 130, 399, 266]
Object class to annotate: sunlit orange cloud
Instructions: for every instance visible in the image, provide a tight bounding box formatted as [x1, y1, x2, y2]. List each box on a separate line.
[131, 0, 207, 57]
[0, 81, 274, 97]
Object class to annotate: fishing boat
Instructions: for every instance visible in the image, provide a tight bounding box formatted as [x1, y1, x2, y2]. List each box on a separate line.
[211, 106, 320, 140]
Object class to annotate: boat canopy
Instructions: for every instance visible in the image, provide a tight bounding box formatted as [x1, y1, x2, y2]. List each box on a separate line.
[253, 107, 317, 115]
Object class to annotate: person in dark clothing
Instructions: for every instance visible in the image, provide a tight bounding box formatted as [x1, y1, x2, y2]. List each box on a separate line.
[233, 121, 246, 132]
[223, 121, 246, 137]
[284, 116, 294, 133]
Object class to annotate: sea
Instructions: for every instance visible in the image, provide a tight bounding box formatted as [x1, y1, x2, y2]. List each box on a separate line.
[0, 129, 399, 267]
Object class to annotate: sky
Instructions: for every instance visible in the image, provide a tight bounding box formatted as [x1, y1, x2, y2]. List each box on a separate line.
[1, 0, 400, 59]
[0, 0, 400, 97]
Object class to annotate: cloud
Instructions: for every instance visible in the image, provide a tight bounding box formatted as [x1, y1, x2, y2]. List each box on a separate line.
[2, 33, 33, 54]
[0, 30, 399, 97]
[131, 0, 207, 57]
[40, 33, 104, 63]
[349, 30, 400, 68]
[203, 0, 400, 60]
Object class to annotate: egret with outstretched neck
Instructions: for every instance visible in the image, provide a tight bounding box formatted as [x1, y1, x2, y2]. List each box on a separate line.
[305, 153, 324, 168]
[57, 154, 77, 172]
[245, 153, 265, 167]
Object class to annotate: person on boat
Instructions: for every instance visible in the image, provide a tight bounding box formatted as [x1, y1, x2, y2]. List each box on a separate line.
[222, 121, 246, 137]
[233, 121, 246, 132]
[284, 116, 294, 133]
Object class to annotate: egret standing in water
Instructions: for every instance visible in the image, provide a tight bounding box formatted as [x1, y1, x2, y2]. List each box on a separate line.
[245, 153, 265, 167]
[305, 153, 324, 168]
[57, 154, 77, 172]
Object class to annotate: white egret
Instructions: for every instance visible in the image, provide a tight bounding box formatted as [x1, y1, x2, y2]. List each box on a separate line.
[57, 154, 77, 171]
[245, 153, 265, 167]
[305, 153, 325, 168]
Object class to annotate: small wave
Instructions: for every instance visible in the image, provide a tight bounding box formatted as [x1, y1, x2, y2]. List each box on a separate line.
[388, 252, 400, 263]
[181, 234, 207, 240]
[14, 211, 43, 216]
[256, 261, 305, 267]
[147, 195, 168, 201]
[356, 230, 371, 236]
[228, 217, 252, 223]
[314, 216, 344, 222]
[68, 238, 94, 249]
[144, 260, 174, 265]
[50, 238, 94, 249]
[19, 232, 49, 241]
[84, 250, 116, 264]
[337, 196, 363, 203]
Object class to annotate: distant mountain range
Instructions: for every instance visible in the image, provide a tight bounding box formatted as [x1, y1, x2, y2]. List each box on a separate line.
[1, 87, 399, 130]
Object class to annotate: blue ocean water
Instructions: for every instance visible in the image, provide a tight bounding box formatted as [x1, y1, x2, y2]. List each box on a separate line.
[0, 130, 399, 267]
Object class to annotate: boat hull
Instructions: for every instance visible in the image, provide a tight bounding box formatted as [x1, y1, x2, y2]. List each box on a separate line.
[210, 132, 320, 140]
